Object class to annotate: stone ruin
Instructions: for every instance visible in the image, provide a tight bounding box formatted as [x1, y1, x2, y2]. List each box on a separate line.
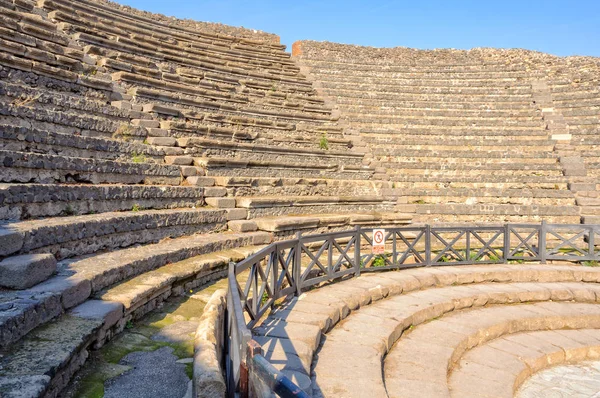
[0, 0, 598, 397]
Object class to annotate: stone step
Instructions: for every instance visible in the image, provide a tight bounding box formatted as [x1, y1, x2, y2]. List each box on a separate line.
[389, 178, 568, 191]
[162, 118, 350, 150]
[196, 157, 375, 180]
[389, 187, 574, 200]
[213, 176, 386, 197]
[177, 137, 363, 165]
[320, 81, 533, 96]
[0, 77, 128, 122]
[0, 150, 182, 185]
[308, 67, 536, 80]
[359, 127, 549, 137]
[129, 86, 333, 124]
[335, 97, 534, 110]
[340, 104, 538, 117]
[344, 114, 543, 127]
[382, 162, 563, 176]
[0, 124, 165, 163]
[324, 87, 533, 103]
[315, 74, 534, 89]
[236, 195, 396, 218]
[0, 230, 270, 349]
[301, 59, 532, 74]
[0, 207, 230, 260]
[95, 245, 265, 322]
[407, 203, 579, 218]
[0, 97, 140, 139]
[0, 183, 206, 221]
[399, 194, 574, 207]
[249, 212, 411, 238]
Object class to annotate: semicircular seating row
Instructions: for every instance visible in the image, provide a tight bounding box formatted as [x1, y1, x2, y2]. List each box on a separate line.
[253, 263, 600, 397]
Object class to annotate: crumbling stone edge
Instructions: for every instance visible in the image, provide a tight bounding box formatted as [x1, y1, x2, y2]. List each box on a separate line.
[193, 289, 228, 398]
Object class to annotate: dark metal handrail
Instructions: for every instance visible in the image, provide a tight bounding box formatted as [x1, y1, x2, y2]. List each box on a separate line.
[225, 222, 599, 397]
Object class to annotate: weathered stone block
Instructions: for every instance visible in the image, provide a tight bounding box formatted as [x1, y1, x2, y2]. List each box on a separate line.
[0, 254, 57, 289]
[205, 198, 236, 209]
[187, 177, 215, 187]
[228, 220, 258, 233]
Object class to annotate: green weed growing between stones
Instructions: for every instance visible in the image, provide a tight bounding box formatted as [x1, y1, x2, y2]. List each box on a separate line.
[319, 133, 329, 150]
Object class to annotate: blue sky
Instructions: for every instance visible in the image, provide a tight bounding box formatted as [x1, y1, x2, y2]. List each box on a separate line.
[118, 0, 600, 57]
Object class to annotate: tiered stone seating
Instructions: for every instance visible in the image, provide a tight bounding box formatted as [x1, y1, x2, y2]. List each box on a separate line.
[0, 2, 403, 396]
[253, 264, 600, 397]
[543, 59, 600, 223]
[293, 42, 582, 224]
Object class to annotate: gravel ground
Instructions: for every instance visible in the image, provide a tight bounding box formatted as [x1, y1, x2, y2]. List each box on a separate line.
[103, 346, 189, 398]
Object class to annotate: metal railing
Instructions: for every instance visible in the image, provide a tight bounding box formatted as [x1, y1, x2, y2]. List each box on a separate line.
[224, 222, 599, 397]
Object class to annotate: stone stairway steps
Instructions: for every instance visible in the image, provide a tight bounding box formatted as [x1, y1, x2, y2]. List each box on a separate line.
[0, 240, 268, 398]
[0, 125, 164, 163]
[235, 195, 396, 218]
[176, 137, 363, 166]
[344, 114, 544, 127]
[321, 81, 533, 96]
[359, 128, 549, 139]
[0, 230, 270, 349]
[339, 105, 539, 118]
[162, 119, 350, 150]
[0, 183, 206, 221]
[195, 157, 374, 180]
[0, 150, 181, 185]
[407, 203, 580, 224]
[314, 74, 534, 88]
[212, 176, 387, 198]
[0, 207, 229, 260]
[326, 88, 533, 103]
[335, 97, 534, 110]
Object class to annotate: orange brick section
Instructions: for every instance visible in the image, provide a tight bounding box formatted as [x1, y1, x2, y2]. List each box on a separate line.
[292, 41, 304, 56]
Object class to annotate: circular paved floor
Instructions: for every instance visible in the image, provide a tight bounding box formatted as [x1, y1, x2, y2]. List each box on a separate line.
[517, 360, 600, 398]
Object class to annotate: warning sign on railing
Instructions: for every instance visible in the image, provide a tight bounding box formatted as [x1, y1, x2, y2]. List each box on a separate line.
[372, 229, 385, 254]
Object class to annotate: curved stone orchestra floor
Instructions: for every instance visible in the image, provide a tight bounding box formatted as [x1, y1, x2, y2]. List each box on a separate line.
[516, 360, 600, 398]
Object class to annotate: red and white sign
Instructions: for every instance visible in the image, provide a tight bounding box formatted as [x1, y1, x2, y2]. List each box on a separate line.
[372, 229, 385, 254]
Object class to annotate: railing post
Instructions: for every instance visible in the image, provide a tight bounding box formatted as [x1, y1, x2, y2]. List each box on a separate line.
[503, 224, 510, 264]
[355, 225, 361, 277]
[588, 226, 595, 260]
[294, 231, 302, 296]
[539, 220, 547, 264]
[246, 340, 263, 398]
[425, 224, 432, 266]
